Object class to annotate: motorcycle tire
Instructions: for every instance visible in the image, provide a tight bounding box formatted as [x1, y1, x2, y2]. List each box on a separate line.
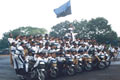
[97, 62, 106, 69]
[84, 63, 92, 71]
[37, 70, 45, 80]
[49, 68, 57, 78]
[105, 60, 111, 67]
[66, 66, 75, 76]
[76, 65, 83, 73]
[30, 70, 37, 79]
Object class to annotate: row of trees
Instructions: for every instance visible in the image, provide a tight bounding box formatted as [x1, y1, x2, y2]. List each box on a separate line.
[50, 17, 119, 45]
[0, 17, 120, 50]
[0, 26, 47, 50]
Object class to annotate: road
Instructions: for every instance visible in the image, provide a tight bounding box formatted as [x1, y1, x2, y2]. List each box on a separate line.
[0, 56, 120, 80]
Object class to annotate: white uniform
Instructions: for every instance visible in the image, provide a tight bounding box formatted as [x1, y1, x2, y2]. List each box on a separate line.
[42, 47, 50, 56]
[118, 47, 120, 54]
[110, 47, 116, 53]
[34, 57, 44, 68]
[8, 38, 15, 45]
[56, 56, 65, 62]
[96, 52, 105, 56]
[11, 46, 18, 69]
[25, 55, 34, 72]
[31, 46, 39, 54]
[83, 53, 91, 58]
[65, 27, 75, 41]
[11, 46, 24, 69]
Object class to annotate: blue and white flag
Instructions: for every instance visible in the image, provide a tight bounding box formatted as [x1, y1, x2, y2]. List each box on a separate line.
[54, 0, 72, 18]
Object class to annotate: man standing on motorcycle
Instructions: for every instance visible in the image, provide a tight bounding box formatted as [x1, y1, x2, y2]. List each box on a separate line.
[12, 41, 26, 79]
[108, 46, 116, 59]
[118, 46, 120, 55]
[8, 33, 15, 66]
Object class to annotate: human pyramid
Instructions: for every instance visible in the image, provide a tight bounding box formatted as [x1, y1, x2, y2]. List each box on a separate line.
[8, 25, 118, 80]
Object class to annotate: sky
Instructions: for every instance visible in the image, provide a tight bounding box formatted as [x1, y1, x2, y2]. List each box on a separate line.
[0, 0, 120, 39]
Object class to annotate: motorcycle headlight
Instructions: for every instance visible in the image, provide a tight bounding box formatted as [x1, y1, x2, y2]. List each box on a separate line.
[52, 60, 57, 63]
[79, 58, 82, 61]
[40, 62, 45, 64]
[53, 63, 57, 67]
[69, 59, 73, 61]
[41, 69, 45, 71]
[101, 56, 105, 58]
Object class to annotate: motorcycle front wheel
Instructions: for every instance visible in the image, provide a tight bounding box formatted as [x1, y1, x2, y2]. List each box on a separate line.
[84, 63, 92, 71]
[37, 70, 45, 80]
[105, 60, 111, 67]
[75, 65, 83, 73]
[49, 68, 57, 78]
[66, 66, 75, 76]
[97, 62, 106, 69]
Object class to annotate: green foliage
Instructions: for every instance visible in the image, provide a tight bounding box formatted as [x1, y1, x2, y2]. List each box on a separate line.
[50, 17, 118, 45]
[72, 20, 88, 38]
[86, 17, 118, 44]
[9, 26, 47, 38]
[0, 26, 47, 50]
[50, 21, 71, 38]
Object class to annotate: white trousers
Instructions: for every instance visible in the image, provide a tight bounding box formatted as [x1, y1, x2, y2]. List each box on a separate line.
[12, 54, 24, 69]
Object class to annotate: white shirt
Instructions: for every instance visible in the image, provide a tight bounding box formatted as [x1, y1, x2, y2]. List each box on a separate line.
[110, 48, 116, 53]
[8, 38, 15, 44]
[16, 46, 24, 55]
[31, 46, 39, 53]
[118, 47, 120, 52]
[11, 46, 16, 55]
[56, 56, 65, 62]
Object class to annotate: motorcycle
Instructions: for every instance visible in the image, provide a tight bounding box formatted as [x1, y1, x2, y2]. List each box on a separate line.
[82, 54, 93, 71]
[47, 58, 58, 78]
[73, 55, 83, 73]
[105, 54, 111, 67]
[25, 59, 46, 80]
[65, 56, 75, 76]
[92, 55, 106, 70]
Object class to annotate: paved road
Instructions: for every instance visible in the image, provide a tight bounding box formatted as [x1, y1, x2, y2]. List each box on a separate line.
[0, 56, 120, 80]
[0, 56, 19, 80]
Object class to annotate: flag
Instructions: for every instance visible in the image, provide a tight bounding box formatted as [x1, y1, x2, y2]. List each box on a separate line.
[54, 0, 72, 18]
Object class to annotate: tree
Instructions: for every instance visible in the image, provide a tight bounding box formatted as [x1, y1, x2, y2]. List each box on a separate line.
[9, 26, 47, 37]
[50, 17, 118, 45]
[72, 20, 88, 38]
[50, 21, 71, 38]
[0, 26, 47, 50]
[116, 37, 120, 46]
[86, 17, 118, 44]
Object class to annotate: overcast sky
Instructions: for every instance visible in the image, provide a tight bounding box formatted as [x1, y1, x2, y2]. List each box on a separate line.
[0, 0, 120, 39]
